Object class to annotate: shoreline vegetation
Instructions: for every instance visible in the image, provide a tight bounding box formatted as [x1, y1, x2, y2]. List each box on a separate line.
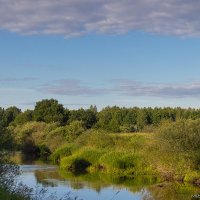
[1, 98, 200, 199]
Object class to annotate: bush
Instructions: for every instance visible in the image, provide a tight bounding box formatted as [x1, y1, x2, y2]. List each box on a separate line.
[75, 129, 115, 149]
[98, 151, 139, 173]
[21, 137, 39, 156]
[37, 144, 51, 160]
[60, 148, 105, 173]
[157, 120, 200, 172]
[65, 121, 86, 142]
[158, 120, 200, 152]
[45, 126, 68, 151]
[50, 144, 77, 164]
[75, 148, 105, 164]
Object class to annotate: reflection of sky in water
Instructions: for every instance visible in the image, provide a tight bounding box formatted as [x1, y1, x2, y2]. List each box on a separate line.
[16, 165, 149, 200]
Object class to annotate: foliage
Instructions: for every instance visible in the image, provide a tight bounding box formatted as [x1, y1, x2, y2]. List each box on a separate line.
[98, 151, 139, 174]
[3, 99, 200, 133]
[60, 148, 105, 173]
[37, 144, 51, 160]
[65, 120, 86, 141]
[69, 106, 97, 129]
[75, 129, 115, 149]
[0, 106, 21, 127]
[157, 120, 200, 170]
[50, 144, 77, 164]
[14, 110, 33, 125]
[33, 99, 67, 124]
[158, 120, 200, 152]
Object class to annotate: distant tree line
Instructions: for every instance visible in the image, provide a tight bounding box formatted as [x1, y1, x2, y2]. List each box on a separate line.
[1, 98, 200, 132]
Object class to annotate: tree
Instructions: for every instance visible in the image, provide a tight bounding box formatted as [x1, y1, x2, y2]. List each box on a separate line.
[136, 109, 151, 131]
[14, 110, 33, 125]
[2, 106, 21, 127]
[69, 107, 97, 129]
[33, 99, 67, 124]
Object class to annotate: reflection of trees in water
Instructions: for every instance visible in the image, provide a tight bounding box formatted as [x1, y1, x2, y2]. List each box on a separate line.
[10, 152, 41, 164]
[34, 170, 64, 187]
[69, 181, 84, 190]
[32, 168, 200, 200]
[146, 182, 200, 200]
[59, 170, 159, 194]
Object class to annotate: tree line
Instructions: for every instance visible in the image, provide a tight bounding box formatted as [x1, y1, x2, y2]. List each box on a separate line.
[1, 98, 200, 132]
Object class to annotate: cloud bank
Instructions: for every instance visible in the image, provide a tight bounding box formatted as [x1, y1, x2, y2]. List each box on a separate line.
[39, 79, 200, 98]
[39, 79, 109, 96]
[1, 0, 200, 37]
[114, 80, 200, 98]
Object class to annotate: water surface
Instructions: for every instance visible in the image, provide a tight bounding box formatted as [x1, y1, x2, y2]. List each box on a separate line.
[16, 164, 200, 200]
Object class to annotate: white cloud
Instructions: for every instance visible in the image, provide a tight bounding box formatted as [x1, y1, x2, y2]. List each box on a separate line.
[38, 78, 200, 98]
[114, 80, 200, 98]
[39, 79, 109, 96]
[1, 0, 200, 37]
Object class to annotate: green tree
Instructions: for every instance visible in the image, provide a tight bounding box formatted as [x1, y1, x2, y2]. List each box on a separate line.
[33, 99, 68, 124]
[69, 107, 97, 129]
[136, 109, 151, 131]
[14, 110, 33, 125]
[2, 106, 21, 127]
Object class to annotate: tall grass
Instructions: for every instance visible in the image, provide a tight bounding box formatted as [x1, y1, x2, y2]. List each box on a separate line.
[60, 148, 106, 172]
[98, 151, 139, 175]
[50, 144, 78, 164]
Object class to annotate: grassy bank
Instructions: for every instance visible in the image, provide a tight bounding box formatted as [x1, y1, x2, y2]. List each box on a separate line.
[49, 121, 200, 185]
[10, 119, 200, 186]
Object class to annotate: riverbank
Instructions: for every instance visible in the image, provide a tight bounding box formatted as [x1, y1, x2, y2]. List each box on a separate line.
[50, 123, 200, 186]
[10, 119, 200, 188]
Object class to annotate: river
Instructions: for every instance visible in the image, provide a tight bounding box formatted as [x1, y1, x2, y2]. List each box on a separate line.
[13, 153, 199, 200]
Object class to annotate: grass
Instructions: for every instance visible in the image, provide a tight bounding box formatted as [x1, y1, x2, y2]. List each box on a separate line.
[57, 124, 200, 185]
[50, 143, 78, 164]
[98, 151, 139, 175]
[60, 148, 106, 172]
[14, 121, 200, 185]
[59, 131, 155, 176]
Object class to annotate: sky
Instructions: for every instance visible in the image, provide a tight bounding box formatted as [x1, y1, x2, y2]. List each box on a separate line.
[1, 0, 200, 110]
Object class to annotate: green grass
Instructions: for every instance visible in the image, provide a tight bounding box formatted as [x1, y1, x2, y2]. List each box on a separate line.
[54, 123, 200, 184]
[98, 151, 139, 174]
[50, 143, 78, 164]
[60, 148, 106, 172]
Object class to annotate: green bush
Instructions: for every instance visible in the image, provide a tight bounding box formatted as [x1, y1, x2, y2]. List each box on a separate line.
[156, 120, 200, 173]
[60, 148, 105, 173]
[37, 144, 51, 160]
[76, 148, 105, 164]
[75, 129, 115, 149]
[65, 120, 86, 142]
[50, 144, 77, 164]
[158, 120, 200, 152]
[98, 151, 139, 173]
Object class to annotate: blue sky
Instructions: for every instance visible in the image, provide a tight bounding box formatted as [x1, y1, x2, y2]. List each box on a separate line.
[1, 0, 200, 110]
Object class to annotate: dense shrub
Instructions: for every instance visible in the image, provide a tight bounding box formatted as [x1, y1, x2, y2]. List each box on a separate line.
[158, 120, 200, 152]
[98, 152, 139, 173]
[60, 148, 106, 172]
[37, 144, 51, 160]
[50, 144, 77, 164]
[157, 120, 200, 171]
[75, 129, 115, 149]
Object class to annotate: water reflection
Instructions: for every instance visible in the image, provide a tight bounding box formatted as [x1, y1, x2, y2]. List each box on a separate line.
[16, 164, 200, 200]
